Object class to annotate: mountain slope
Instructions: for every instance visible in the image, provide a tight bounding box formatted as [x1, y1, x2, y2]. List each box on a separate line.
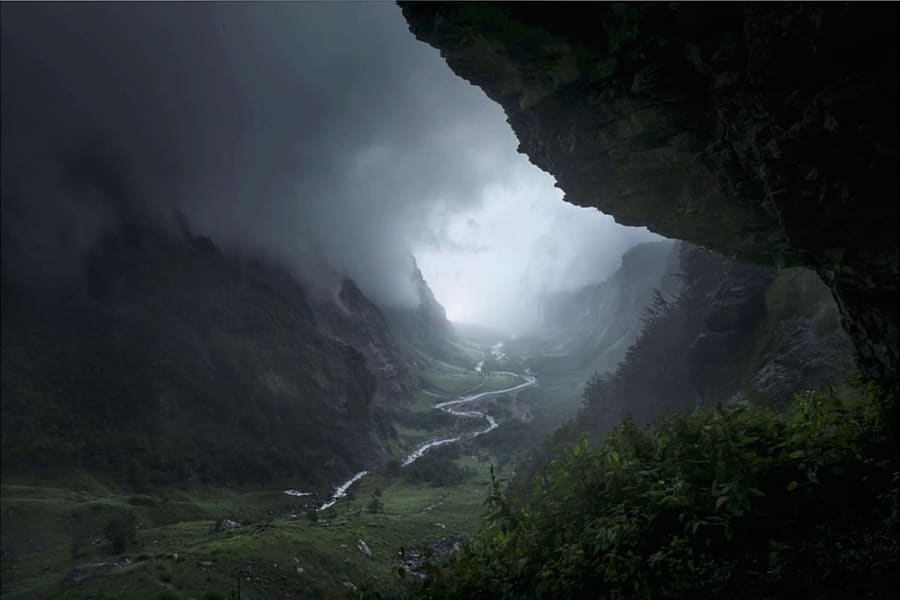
[1, 223, 382, 489]
[382, 260, 468, 368]
[581, 243, 857, 431]
[533, 240, 680, 375]
[497, 240, 680, 430]
[400, 2, 898, 389]
[312, 278, 415, 404]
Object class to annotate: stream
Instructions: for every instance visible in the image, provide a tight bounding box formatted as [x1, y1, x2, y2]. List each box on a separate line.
[312, 365, 537, 511]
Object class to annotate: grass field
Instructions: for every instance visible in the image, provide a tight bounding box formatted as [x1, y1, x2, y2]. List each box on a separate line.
[0, 458, 495, 599]
[0, 336, 526, 599]
[417, 363, 519, 397]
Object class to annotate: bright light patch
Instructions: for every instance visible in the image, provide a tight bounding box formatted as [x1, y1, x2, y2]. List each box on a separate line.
[414, 161, 660, 333]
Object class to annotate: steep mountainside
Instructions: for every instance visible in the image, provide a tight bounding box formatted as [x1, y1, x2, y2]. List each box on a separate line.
[512, 243, 858, 504]
[495, 240, 679, 432]
[581, 243, 857, 432]
[401, 2, 898, 389]
[0, 224, 384, 489]
[383, 261, 464, 366]
[311, 278, 415, 404]
[530, 240, 680, 375]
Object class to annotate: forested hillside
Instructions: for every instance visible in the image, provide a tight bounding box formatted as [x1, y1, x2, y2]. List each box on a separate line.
[516, 240, 680, 377]
[415, 244, 895, 599]
[420, 385, 898, 599]
[1, 223, 382, 489]
[579, 244, 856, 432]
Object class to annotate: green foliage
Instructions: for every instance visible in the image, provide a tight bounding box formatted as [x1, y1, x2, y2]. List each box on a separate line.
[367, 493, 384, 514]
[128, 494, 158, 507]
[105, 512, 138, 555]
[0, 457, 495, 599]
[403, 455, 473, 488]
[402, 445, 476, 487]
[418, 385, 897, 598]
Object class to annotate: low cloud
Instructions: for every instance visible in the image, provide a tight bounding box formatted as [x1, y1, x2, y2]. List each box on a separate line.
[1, 2, 660, 323]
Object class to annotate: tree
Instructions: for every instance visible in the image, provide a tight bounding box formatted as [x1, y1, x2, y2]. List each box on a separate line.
[105, 512, 137, 554]
[367, 493, 384, 513]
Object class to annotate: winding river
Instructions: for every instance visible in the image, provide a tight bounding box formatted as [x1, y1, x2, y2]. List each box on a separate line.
[313, 366, 537, 511]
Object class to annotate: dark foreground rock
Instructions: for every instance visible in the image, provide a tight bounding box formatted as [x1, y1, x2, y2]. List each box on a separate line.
[400, 2, 898, 388]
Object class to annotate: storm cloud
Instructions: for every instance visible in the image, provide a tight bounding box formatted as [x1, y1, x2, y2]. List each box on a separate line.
[1, 2, 658, 329]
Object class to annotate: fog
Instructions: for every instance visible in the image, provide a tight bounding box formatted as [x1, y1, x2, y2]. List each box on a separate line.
[1, 2, 658, 332]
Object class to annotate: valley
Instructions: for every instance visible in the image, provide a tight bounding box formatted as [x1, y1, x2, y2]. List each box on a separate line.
[1, 3, 896, 598]
[0, 459, 495, 599]
[0, 226, 880, 600]
[0, 339, 536, 600]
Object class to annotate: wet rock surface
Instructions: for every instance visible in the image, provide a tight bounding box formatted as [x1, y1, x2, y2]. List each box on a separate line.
[579, 244, 856, 429]
[397, 534, 463, 578]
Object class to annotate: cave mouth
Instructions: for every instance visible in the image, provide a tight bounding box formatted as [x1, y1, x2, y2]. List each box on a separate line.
[400, 1, 899, 389]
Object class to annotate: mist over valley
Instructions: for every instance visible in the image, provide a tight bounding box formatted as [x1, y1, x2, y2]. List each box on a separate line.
[1, 3, 896, 599]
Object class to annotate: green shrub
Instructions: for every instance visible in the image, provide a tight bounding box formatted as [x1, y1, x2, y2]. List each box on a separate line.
[419, 384, 897, 598]
[367, 493, 384, 513]
[402, 453, 475, 487]
[104, 512, 138, 554]
[128, 494, 157, 507]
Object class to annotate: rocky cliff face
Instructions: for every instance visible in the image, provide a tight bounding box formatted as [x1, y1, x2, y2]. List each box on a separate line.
[400, 2, 898, 387]
[582, 243, 857, 430]
[311, 278, 414, 403]
[383, 260, 462, 365]
[409, 263, 457, 346]
[526, 240, 680, 375]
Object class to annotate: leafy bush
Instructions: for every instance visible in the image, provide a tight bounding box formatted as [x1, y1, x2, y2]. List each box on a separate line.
[105, 512, 138, 554]
[128, 494, 157, 507]
[403, 452, 476, 487]
[368, 493, 384, 513]
[419, 385, 897, 598]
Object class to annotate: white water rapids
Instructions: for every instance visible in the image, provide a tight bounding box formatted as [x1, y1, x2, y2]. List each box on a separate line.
[317, 470, 370, 511]
[313, 366, 536, 511]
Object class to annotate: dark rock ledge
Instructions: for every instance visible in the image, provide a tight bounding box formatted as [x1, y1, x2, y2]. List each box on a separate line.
[400, 2, 898, 387]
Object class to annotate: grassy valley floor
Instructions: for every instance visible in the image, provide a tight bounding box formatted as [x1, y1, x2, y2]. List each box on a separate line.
[1, 346, 526, 600]
[1, 457, 495, 599]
